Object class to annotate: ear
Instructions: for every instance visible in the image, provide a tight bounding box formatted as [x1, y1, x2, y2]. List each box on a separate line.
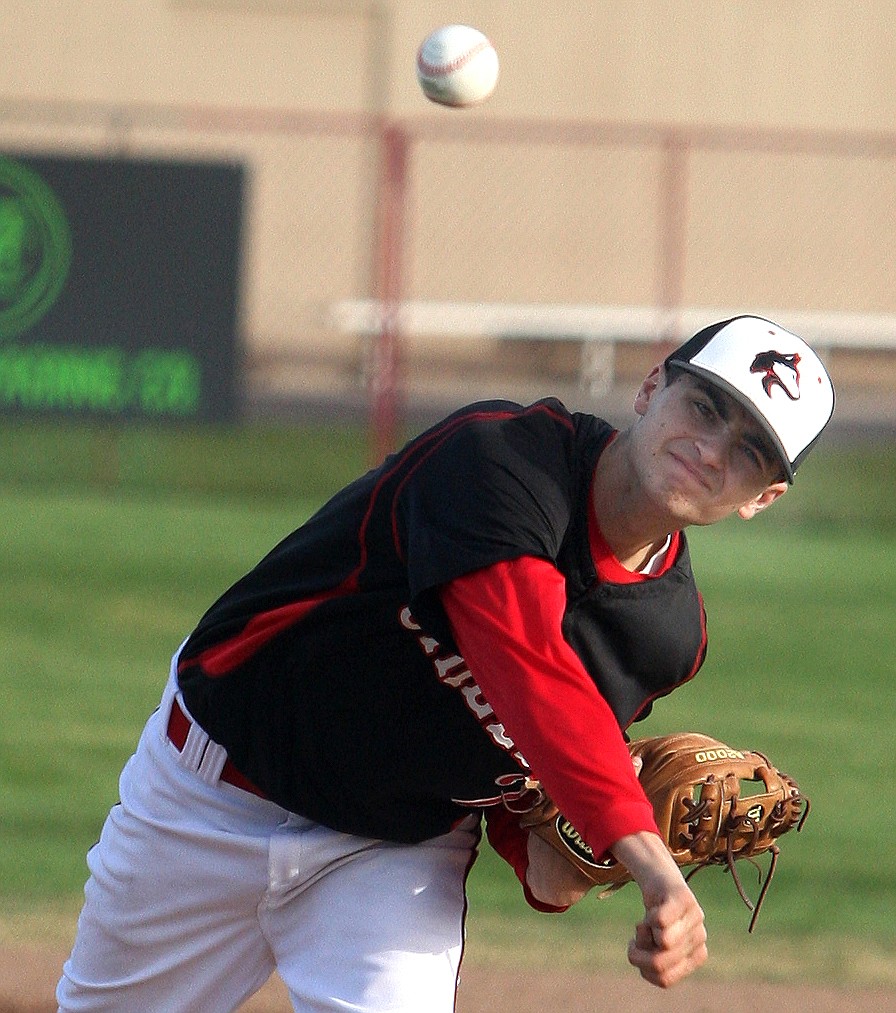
[737, 481, 788, 520]
[633, 365, 663, 417]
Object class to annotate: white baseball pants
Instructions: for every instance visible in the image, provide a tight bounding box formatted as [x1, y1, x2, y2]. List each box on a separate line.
[57, 657, 480, 1012]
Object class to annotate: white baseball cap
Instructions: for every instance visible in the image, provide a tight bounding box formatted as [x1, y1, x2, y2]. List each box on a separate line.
[665, 315, 835, 483]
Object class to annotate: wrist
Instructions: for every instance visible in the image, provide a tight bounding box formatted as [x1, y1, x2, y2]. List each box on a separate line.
[610, 830, 680, 884]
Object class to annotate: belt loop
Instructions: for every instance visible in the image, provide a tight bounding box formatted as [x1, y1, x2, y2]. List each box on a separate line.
[165, 694, 269, 800]
[197, 739, 228, 784]
[170, 696, 211, 773]
[180, 718, 211, 772]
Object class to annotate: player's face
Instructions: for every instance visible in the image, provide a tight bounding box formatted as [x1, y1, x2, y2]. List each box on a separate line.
[631, 366, 788, 527]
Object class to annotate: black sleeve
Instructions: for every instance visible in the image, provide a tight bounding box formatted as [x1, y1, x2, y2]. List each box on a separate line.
[395, 401, 578, 639]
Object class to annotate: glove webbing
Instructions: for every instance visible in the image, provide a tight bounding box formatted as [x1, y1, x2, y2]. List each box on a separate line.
[680, 780, 810, 932]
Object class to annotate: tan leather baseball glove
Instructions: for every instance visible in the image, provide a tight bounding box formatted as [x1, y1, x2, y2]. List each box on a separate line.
[506, 732, 810, 931]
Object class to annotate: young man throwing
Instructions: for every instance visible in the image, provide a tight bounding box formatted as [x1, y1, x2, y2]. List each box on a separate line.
[58, 315, 835, 1011]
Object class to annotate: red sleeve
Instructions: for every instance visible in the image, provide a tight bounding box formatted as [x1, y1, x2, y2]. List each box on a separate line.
[440, 555, 660, 862]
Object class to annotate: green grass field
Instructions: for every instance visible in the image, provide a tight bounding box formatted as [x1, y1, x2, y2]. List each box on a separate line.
[1, 419, 894, 987]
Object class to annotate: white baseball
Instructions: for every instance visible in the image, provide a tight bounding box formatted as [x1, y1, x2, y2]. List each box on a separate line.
[416, 25, 499, 108]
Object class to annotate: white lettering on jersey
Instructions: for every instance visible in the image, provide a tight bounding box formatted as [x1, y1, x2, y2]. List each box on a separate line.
[399, 605, 526, 767]
[485, 722, 515, 749]
[433, 654, 470, 686]
[460, 683, 492, 718]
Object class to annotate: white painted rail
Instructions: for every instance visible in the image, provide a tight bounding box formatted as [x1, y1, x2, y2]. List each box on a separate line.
[328, 300, 896, 393]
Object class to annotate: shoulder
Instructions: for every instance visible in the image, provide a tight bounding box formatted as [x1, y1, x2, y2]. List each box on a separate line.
[430, 398, 609, 452]
[437, 397, 577, 431]
[394, 399, 614, 509]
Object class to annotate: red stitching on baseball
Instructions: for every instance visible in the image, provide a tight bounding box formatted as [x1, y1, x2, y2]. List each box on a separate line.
[417, 40, 491, 78]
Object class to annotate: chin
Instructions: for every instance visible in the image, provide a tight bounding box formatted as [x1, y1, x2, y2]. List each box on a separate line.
[655, 487, 717, 529]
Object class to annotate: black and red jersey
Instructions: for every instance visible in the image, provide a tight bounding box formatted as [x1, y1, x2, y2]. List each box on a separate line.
[177, 399, 707, 843]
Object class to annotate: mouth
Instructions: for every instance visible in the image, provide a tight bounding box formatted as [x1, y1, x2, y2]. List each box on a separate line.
[668, 451, 712, 492]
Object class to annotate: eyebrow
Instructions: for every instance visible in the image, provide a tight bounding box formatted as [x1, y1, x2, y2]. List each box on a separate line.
[693, 380, 729, 421]
[692, 379, 778, 467]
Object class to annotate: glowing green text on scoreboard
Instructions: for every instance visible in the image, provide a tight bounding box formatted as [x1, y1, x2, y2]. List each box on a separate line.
[0, 344, 201, 416]
[0, 153, 243, 422]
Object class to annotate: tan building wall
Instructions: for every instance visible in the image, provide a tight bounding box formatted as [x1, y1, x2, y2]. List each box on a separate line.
[3, 2, 893, 129]
[0, 2, 892, 395]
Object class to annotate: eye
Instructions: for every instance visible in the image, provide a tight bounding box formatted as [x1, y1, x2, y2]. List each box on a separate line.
[692, 398, 714, 420]
[740, 441, 765, 470]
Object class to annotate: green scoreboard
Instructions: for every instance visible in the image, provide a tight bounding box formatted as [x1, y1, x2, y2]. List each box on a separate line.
[0, 153, 244, 421]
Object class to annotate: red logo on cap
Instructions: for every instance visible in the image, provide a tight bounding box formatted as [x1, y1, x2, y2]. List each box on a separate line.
[750, 351, 801, 400]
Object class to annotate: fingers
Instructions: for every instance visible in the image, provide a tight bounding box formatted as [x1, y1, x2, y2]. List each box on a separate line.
[627, 899, 708, 989]
[632, 920, 653, 952]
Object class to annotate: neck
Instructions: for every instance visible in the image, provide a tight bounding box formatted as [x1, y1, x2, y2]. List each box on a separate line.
[592, 431, 678, 570]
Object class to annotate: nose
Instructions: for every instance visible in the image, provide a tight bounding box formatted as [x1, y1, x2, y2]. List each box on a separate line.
[694, 429, 729, 470]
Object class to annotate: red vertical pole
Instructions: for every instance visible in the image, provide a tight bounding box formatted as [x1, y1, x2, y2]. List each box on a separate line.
[656, 130, 690, 349]
[369, 122, 409, 465]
